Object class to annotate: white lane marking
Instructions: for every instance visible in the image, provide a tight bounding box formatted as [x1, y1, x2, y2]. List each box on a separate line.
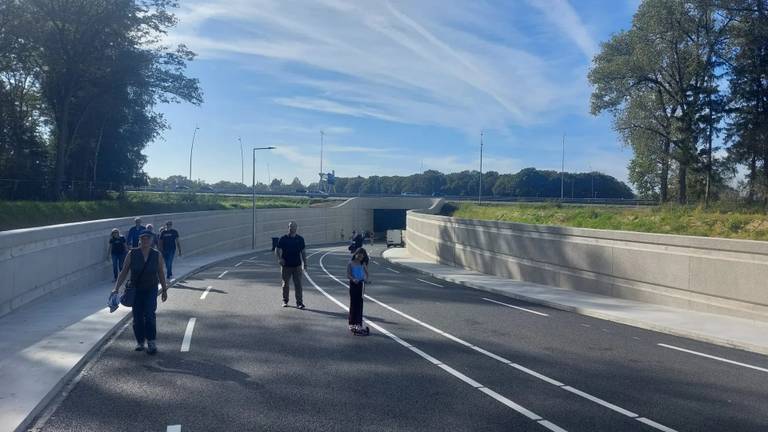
[581, 324, 591, 328]
[385, 267, 400, 274]
[167, 426, 181, 432]
[658, 343, 768, 374]
[637, 417, 678, 432]
[481, 297, 549, 317]
[200, 286, 213, 300]
[632, 337, 641, 340]
[217, 270, 229, 279]
[417, 278, 444, 288]
[180, 318, 196, 352]
[601, 329, 610, 333]
[317, 252, 677, 432]
[234, 261, 243, 267]
[372, 260, 379, 265]
[303, 266, 565, 430]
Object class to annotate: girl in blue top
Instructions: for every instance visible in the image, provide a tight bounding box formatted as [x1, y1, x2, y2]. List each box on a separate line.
[347, 248, 370, 335]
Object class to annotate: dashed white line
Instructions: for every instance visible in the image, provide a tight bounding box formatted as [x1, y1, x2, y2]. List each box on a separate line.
[234, 261, 243, 267]
[167, 426, 181, 432]
[417, 278, 444, 288]
[632, 337, 641, 340]
[371, 260, 379, 265]
[217, 270, 229, 279]
[581, 324, 591, 328]
[384, 267, 400, 274]
[316, 252, 677, 432]
[200, 286, 213, 300]
[303, 266, 566, 431]
[180, 318, 196, 352]
[658, 343, 768, 374]
[481, 297, 549, 317]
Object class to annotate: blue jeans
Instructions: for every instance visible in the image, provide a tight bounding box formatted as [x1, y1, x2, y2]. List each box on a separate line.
[111, 253, 126, 280]
[162, 250, 175, 277]
[132, 287, 158, 344]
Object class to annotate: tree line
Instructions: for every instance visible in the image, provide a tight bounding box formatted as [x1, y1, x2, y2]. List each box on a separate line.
[590, 0, 768, 205]
[0, 0, 201, 200]
[145, 168, 635, 199]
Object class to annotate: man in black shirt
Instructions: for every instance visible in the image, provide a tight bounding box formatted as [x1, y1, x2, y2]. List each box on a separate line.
[159, 221, 182, 279]
[276, 221, 307, 309]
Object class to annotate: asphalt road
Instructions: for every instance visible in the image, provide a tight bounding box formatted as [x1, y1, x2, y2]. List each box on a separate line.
[34, 245, 768, 431]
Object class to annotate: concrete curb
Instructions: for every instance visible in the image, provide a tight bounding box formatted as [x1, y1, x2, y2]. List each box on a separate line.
[381, 250, 768, 356]
[19, 249, 266, 432]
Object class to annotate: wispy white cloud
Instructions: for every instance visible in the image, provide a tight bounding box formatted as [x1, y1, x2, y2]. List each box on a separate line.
[525, 0, 598, 60]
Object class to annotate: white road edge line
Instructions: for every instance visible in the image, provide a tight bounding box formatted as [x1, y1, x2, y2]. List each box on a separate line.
[481, 297, 549, 317]
[417, 278, 444, 288]
[234, 261, 243, 267]
[200, 286, 213, 300]
[385, 267, 400, 274]
[317, 252, 677, 432]
[305, 257, 565, 432]
[658, 343, 768, 374]
[180, 318, 196, 352]
[167, 426, 181, 432]
[217, 270, 229, 279]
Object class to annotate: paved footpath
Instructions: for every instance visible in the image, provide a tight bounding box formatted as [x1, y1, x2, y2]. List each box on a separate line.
[17, 246, 768, 431]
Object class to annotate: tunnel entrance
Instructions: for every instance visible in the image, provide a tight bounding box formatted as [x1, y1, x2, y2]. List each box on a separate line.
[373, 209, 407, 235]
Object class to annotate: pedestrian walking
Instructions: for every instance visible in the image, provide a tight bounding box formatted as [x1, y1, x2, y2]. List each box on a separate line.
[107, 228, 128, 282]
[126, 217, 145, 248]
[144, 224, 159, 248]
[112, 231, 169, 355]
[349, 230, 363, 254]
[158, 220, 182, 279]
[347, 247, 370, 336]
[276, 221, 308, 309]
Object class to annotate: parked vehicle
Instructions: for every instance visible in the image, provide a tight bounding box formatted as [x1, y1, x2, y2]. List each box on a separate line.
[306, 190, 329, 198]
[386, 229, 405, 248]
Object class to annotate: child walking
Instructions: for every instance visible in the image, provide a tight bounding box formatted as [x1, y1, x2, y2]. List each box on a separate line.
[347, 248, 370, 336]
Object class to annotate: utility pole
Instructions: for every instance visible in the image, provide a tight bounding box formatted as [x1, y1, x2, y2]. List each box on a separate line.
[560, 134, 565, 200]
[189, 125, 199, 180]
[252, 146, 276, 249]
[239, 137, 244, 184]
[479, 131, 484, 205]
[319, 131, 324, 192]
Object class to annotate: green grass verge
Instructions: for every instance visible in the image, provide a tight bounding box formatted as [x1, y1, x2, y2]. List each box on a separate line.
[0, 192, 314, 231]
[445, 202, 768, 241]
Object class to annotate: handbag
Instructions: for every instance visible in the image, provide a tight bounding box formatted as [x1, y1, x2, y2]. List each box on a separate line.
[120, 250, 150, 307]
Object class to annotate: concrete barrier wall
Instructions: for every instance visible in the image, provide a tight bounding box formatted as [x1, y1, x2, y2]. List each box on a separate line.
[406, 211, 768, 322]
[0, 197, 440, 318]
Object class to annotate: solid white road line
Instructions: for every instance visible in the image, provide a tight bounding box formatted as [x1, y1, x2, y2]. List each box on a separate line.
[385, 267, 400, 274]
[317, 252, 677, 432]
[200, 286, 213, 300]
[234, 261, 243, 267]
[417, 278, 444, 288]
[658, 343, 768, 374]
[217, 270, 229, 279]
[167, 426, 181, 432]
[372, 260, 379, 265]
[302, 269, 566, 432]
[481, 297, 549, 317]
[180, 318, 196, 352]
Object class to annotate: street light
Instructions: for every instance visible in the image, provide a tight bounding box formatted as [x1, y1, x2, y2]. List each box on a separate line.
[238, 137, 244, 184]
[252, 146, 276, 249]
[189, 126, 199, 181]
[560, 134, 565, 201]
[479, 131, 484, 204]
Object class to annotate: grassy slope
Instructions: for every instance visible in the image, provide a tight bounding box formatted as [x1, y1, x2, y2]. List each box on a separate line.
[447, 202, 768, 241]
[0, 193, 314, 231]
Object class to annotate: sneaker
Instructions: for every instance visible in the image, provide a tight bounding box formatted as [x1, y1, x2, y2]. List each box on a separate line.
[147, 340, 157, 355]
[297, 303, 306, 310]
[282, 302, 289, 308]
[134, 343, 145, 351]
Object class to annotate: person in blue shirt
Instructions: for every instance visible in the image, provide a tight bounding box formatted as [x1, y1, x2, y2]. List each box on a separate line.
[346, 247, 370, 335]
[158, 221, 182, 278]
[106, 228, 128, 282]
[126, 217, 145, 248]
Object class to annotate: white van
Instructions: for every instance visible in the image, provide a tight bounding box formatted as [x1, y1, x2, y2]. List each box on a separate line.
[386, 229, 405, 248]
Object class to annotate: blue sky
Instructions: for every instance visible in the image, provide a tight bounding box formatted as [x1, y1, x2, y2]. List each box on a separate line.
[145, 0, 642, 186]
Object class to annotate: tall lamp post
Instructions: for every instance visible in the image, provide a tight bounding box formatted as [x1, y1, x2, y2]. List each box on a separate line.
[319, 131, 324, 192]
[479, 131, 484, 204]
[238, 137, 244, 184]
[188, 125, 199, 181]
[252, 146, 276, 249]
[560, 134, 565, 201]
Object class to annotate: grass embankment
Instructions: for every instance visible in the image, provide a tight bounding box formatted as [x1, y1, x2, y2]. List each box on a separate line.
[445, 202, 768, 241]
[0, 192, 316, 231]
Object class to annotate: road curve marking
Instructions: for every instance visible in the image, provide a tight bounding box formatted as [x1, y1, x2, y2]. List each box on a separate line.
[658, 343, 768, 374]
[200, 286, 213, 300]
[303, 267, 566, 432]
[385, 267, 400, 274]
[180, 318, 196, 352]
[417, 278, 444, 288]
[217, 270, 229, 279]
[481, 297, 549, 317]
[317, 252, 677, 432]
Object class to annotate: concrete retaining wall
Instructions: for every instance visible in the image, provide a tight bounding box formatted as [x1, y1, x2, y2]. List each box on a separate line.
[0, 197, 441, 317]
[406, 211, 768, 321]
